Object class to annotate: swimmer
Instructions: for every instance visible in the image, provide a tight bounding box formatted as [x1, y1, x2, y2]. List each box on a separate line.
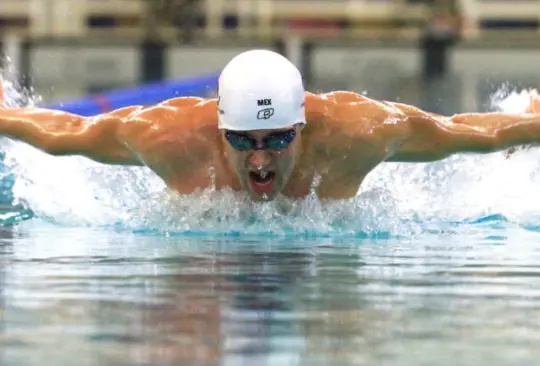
[0, 49, 540, 202]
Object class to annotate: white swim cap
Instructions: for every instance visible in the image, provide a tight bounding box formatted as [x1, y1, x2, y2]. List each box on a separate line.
[217, 49, 306, 131]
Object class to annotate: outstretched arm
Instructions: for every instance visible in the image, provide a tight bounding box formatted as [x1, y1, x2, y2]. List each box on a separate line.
[0, 82, 146, 165]
[312, 91, 540, 164]
[387, 100, 540, 162]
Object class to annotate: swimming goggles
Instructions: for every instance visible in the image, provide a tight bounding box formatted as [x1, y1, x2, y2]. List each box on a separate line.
[224, 129, 297, 151]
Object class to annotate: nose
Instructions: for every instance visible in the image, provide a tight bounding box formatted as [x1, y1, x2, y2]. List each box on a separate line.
[248, 150, 272, 168]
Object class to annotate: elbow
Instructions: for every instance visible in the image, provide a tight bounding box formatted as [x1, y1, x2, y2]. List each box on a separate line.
[453, 133, 499, 154]
[423, 148, 457, 161]
[41, 143, 69, 156]
[477, 131, 509, 153]
[39, 136, 80, 156]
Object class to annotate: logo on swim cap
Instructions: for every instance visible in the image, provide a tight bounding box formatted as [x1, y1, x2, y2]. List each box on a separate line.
[257, 108, 274, 120]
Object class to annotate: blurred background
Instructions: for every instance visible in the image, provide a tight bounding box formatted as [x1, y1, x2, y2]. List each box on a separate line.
[0, 0, 538, 117]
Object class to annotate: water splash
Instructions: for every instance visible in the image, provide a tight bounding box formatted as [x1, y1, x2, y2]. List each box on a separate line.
[1, 79, 539, 238]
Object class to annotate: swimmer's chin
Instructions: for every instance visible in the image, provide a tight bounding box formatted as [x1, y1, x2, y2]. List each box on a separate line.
[249, 190, 279, 202]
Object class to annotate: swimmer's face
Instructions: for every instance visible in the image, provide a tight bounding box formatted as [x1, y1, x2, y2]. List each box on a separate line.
[221, 124, 302, 201]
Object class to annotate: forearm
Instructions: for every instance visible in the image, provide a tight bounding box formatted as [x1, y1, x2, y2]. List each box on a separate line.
[449, 112, 540, 151]
[388, 100, 540, 147]
[389, 109, 540, 162]
[0, 108, 87, 153]
[0, 107, 141, 165]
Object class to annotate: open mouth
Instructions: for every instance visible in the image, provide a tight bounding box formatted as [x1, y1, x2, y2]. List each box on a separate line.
[248, 171, 276, 193]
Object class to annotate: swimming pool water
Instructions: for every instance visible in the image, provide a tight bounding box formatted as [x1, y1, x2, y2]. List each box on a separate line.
[2, 220, 540, 365]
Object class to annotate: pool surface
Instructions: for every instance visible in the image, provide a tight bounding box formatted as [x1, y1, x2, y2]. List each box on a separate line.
[2, 219, 540, 365]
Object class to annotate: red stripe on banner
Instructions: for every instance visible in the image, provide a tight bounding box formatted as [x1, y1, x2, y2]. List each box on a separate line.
[91, 95, 112, 113]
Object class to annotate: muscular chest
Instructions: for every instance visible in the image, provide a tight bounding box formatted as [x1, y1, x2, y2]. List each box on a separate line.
[132, 128, 222, 192]
[292, 138, 385, 199]
[279, 147, 365, 199]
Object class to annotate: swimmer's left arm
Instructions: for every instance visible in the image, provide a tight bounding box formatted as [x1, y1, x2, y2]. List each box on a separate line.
[387, 103, 540, 162]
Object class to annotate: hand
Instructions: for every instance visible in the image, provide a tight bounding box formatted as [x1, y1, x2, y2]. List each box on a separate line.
[505, 89, 540, 157]
[525, 89, 540, 113]
[0, 79, 6, 109]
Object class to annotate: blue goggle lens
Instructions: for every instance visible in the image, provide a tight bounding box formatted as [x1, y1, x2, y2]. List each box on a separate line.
[225, 129, 296, 151]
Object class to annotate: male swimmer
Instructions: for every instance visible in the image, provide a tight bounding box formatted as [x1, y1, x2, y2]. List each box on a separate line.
[0, 49, 539, 202]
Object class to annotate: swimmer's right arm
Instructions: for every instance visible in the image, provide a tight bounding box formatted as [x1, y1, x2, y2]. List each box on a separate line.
[0, 105, 148, 165]
[0, 78, 158, 164]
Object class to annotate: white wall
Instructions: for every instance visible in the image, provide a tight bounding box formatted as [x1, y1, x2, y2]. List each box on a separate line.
[309, 45, 423, 104]
[167, 45, 279, 79]
[29, 45, 140, 102]
[450, 47, 540, 112]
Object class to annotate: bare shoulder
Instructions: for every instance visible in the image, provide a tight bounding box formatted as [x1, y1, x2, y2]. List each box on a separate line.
[118, 97, 218, 131]
[112, 96, 219, 150]
[304, 91, 405, 137]
[302, 91, 406, 180]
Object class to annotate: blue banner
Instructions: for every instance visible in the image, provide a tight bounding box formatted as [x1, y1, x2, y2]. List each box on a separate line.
[43, 73, 220, 116]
